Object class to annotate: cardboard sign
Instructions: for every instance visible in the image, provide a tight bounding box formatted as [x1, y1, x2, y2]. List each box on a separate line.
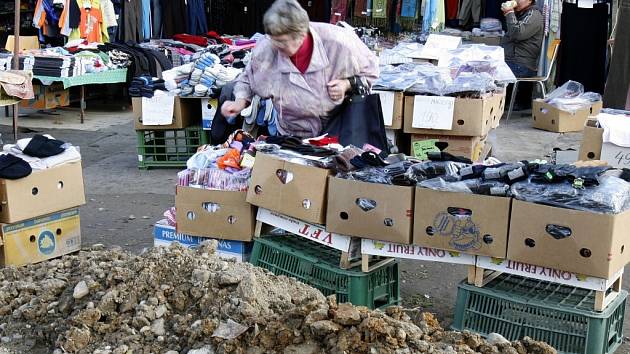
[600, 143, 630, 168]
[420, 34, 462, 60]
[361, 239, 476, 265]
[412, 139, 440, 159]
[476, 256, 622, 291]
[412, 96, 455, 130]
[142, 92, 175, 125]
[256, 208, 354, 253]
[201, 98, 217, 130]
[375, 91, 395, 126]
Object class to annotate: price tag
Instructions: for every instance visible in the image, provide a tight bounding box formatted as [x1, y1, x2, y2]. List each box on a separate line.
[411, 95, 455, 130]
[412, 139, 440, 160]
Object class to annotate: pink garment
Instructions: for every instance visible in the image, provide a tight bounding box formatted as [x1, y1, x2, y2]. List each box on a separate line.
[233, 23, 379, 138]
[626, 86, 630, 110]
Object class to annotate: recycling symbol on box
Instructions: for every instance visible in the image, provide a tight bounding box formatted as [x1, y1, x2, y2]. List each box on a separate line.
[38, 230, 56, 255]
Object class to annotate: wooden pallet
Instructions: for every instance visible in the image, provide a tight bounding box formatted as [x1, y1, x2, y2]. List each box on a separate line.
[468, 265, 624, 312]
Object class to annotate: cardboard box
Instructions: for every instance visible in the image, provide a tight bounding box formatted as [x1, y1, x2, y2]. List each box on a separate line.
[410, 134, 486, 161]
[247, 153, 332, 224]
[578, 118, 603, 161]
[1, 208, 81, 266]
[403, 93, 502, 137]
[578, 118, 630, 168]
[326, 177, 414, 244]
[532, 100, 603, 133]
[476, 256, 624, 291]
[491, 93, 506, 128]
[507, 199, 630, 279]
[20, 84, 70, 110]
[470, 36, 503, 46]
[361, 238, 476, 265]
[0, 162, 86, 223]
[175, 186, 256, 241]
[153, 220, 252, 262]
[413, 188, 511, 258]
[133, 97, 201, 130]
[375, 91, 404, 129]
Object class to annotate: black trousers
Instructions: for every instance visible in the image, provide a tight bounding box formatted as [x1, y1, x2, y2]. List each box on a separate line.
[604, 0, 630, 108]
[556, 2, 608, 94]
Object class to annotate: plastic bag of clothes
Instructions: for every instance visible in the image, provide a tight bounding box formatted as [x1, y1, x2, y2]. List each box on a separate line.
[544, 80, 602, 113]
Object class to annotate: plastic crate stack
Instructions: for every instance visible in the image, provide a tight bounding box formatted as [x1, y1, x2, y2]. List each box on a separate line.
[133, 97, 209, 169]
[452, 274, 627, 354]
[250, 233, 400, 310]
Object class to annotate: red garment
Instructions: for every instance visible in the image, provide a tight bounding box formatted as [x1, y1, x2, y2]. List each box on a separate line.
[308, 135, 340, 146]
[172, 34, 208, 47]
[290, 33, 314, 74]
[207, 31, 232, 45]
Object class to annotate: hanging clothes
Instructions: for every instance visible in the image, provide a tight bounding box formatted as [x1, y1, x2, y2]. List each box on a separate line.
[141, 0, 151, 40]
[484, 0, 503, 19]
[151, 0, 162, 38]
[187, 0, 209, 35]
[446, 0, 459, 20]
[556, 1, 608, 94]
[330, 0, 350, 23]
[162, 0, 187, 38]
[253, 0, 275, 35]
[299, 0, 331, 22]
[122, 0, 143, 42]
[457, 0, 481, 28]
[422, 0, 438, 32]
[604, 0, 630, 108]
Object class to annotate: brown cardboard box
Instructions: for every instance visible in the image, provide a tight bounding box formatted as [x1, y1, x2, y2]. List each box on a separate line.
[0, 162, 86, 223]
[410, 134, 486, 161]
[413, 188, 511, 258]
[376, 91, 404, 129]
[175, 186, 256, 241]
[133, 97, 201, 130]
[403, 93, 502, 136]
[470, 36, 503, 46]
[532, 100, 603, 133]
[491, 92, 506, 128]
[0, 208, 81, 266]
[246, 153, 332, 224]
[20, 84, 70, 110]
[508, 199, 630, 279]
[578, 118, 603, 161]
[326, 177, 414, 244]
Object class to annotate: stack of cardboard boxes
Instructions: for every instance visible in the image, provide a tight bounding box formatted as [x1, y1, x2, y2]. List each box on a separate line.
[0, 161, 85, 266]
[403, 93, 505, 162]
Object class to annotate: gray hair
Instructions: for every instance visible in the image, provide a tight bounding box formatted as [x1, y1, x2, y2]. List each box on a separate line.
[263, 0, 310, 36]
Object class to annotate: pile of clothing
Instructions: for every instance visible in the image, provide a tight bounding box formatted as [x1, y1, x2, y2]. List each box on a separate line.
[0, 70, 35, 101]
[178, 130, 256, 191]
[0, 134, 81, 179]
[161, 53, 242, 98]
[543, 81, 602, 113]
[128, 76, 166, 98]
[472, 18, 504, 37]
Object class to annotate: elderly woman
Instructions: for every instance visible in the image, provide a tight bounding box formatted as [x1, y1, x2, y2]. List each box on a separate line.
[221, 0, 379, 138]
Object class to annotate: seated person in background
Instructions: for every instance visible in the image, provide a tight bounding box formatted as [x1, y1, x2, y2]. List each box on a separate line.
[501, 0, 544, 110]
[501, 0, 544, 78]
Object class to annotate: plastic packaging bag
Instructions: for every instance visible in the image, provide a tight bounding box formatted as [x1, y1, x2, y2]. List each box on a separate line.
[543, 80, 602, 113]
[337, 167, 393, 185]
[406, 161, 469, 183]
[511, 175, 630, 214]
[419, 177, 511, 196]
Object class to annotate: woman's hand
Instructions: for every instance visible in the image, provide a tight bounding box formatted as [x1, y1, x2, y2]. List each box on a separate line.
[327, 79, 352, 101]
[221, 99, 249, 117]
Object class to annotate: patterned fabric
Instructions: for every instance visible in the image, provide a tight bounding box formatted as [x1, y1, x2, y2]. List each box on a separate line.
[34, 69, 127, 89]
[372, 0, 388, 18]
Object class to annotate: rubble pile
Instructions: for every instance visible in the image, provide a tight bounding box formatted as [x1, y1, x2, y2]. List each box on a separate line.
[0, 242, 556, 354]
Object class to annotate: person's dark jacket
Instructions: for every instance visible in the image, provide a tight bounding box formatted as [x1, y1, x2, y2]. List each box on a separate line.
[502, 5, 544, 72]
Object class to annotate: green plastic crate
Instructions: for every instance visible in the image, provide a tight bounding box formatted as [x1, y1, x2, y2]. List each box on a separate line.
[250, 234, 400, 309]
[136, 126, 208, 169]
[453, 274, 627, 354]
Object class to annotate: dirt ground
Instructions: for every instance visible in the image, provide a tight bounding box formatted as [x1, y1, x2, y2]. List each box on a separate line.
[0, 101, 628, 352]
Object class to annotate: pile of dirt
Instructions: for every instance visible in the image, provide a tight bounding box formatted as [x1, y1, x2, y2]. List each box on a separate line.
[0, 242, 557, 354]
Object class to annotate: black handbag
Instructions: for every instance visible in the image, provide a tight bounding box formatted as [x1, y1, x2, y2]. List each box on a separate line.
[323, 81, 390, 153]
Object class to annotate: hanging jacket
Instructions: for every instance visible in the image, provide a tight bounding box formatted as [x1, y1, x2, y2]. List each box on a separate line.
[502, 5, 544, 71]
